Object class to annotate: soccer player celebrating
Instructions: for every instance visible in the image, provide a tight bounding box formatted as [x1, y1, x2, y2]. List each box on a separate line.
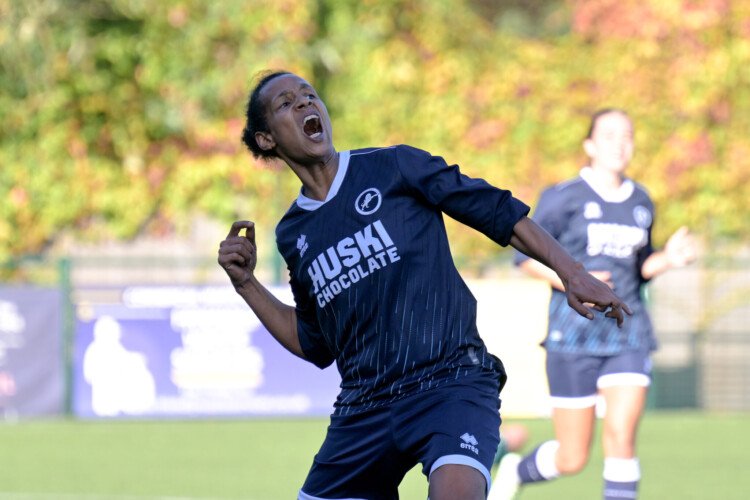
[217, 72, 631, 500]
[490, 109, 697, 500]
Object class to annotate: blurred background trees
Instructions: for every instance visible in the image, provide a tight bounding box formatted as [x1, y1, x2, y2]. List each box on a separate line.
[1, 0, 747, 273]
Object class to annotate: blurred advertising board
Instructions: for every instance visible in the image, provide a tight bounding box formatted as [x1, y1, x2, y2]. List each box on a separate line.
[468, 279, 551, 418]
[0, 287, 64, 418]
[72, 285, 341, 418]
[71, 280, 551, 419]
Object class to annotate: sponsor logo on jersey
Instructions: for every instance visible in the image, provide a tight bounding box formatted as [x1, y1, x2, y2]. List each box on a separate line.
[460, 433, 479, 455]
[633, 205, 652, 228]
[355, 188, 382, 215]
[307, 219, 400, 307]
[297, 234, 309, 257]
[583, 201, 603, 219]
[587, 223, 647, 258]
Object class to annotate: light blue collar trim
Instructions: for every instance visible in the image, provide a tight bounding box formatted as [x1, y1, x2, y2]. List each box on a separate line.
[296, 151, 350, 211]
[580, 166, 634, 203]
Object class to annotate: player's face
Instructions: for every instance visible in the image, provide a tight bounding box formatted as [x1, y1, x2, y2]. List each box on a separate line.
[584, 112, 634, 174]
[256, 74, 334, 164]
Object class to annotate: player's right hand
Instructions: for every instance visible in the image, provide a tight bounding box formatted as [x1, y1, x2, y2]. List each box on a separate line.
[565, 264, 632, 328]
[589, 270, 614, 289]
[218, 220, 257, 289]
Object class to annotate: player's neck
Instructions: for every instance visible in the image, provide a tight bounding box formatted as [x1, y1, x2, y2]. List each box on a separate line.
[293, 150, 340, 201]
[587, 165, 624, 193]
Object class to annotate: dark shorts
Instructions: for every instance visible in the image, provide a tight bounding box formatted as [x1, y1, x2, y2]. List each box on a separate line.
[546, 349, 652, 408]
[298, 374, 502, 500]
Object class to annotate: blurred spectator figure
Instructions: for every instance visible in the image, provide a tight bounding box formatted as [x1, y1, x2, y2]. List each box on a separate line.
[83, 316, 156, 416]
[493, 422, 529, 466]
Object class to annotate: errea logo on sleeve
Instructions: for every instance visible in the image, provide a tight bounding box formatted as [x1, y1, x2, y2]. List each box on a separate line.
[583, 201, 603, 219]
[297, 234, 309, 257]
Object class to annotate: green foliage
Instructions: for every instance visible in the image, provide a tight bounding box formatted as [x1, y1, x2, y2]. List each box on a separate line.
[1, 0, 748, 269]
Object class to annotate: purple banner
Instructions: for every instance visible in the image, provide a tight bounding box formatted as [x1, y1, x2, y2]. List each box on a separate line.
[72, 285, 341, 418]
[0, 287, 64, 418]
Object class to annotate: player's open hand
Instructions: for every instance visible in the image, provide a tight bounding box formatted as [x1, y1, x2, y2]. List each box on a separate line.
[664, 226, 697, 268]
[564, 264, 632, 327]
[218, 220, 257, 289]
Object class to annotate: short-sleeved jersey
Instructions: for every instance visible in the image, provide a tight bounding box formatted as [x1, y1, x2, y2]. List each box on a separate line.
[514, 168, 656, 355]
[276, 145, 530, 415]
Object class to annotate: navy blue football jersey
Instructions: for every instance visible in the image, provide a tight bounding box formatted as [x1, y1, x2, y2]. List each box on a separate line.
[514, 168, 656, 355]
[275, 145, 530, 415]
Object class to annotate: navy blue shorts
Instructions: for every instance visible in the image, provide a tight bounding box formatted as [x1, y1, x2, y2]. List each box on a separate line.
[298, 374, 502, 500]
[546, 349, 652, 408]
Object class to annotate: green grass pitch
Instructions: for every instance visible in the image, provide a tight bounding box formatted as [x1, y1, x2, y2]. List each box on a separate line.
[0, 412, 746, 499]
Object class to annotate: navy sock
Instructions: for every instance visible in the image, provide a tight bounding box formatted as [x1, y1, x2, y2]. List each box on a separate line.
[517, 447, 547, 484]
[603, 479, 638, 499]
[517, 440, 560, 484]
[603, 457, 640, 499]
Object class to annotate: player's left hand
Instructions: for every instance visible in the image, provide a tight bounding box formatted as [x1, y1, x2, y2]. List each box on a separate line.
[564, 264, 633, 327]
[664, 226, 697, 268]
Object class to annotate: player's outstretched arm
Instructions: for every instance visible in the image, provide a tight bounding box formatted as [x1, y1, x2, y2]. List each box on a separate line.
[510, 216, 632, 327]
[218, 220, 305, 359]
[641, 226, 697, 280]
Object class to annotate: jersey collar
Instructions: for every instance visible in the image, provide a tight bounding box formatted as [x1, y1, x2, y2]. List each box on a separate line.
[296, 150, 351, 211]
[579, 167, 634, 203]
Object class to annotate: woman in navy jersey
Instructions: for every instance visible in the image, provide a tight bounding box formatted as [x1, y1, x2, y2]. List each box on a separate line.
[217, 71, 632, 500]
[490, 109, 697, 500]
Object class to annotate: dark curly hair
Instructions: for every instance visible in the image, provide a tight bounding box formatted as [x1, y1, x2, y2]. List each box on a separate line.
[241, 70, 291, 159]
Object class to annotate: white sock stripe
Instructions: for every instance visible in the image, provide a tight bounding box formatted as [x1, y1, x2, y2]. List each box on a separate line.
[535, 440, 561, 480]
[549, 394, 597, 408]
[603, 457, 641, 482]
[597, 373, 651, 388]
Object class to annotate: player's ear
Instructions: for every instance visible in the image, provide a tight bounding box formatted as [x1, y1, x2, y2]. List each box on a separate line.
[583, 138, 596, 158]
[255, 131, 276, 152]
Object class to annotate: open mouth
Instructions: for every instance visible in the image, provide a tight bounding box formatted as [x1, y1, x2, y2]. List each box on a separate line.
[303, 115, 323, 138]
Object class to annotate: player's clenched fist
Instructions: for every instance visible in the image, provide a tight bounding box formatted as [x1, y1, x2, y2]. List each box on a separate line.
[218, 220, 257, 289]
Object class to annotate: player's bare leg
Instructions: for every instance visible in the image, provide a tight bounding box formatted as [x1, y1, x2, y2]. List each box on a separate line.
[552, 405, 597, 474]
[429, 464, 486, 500]
[489, 405, 596, 500]
[601, 385, 646, 456]
[600, 385, 647, 499]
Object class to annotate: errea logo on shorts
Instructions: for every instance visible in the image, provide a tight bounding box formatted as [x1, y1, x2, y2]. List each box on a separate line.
[460, 433, 479, 455]
[355, 188, 382, 215]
